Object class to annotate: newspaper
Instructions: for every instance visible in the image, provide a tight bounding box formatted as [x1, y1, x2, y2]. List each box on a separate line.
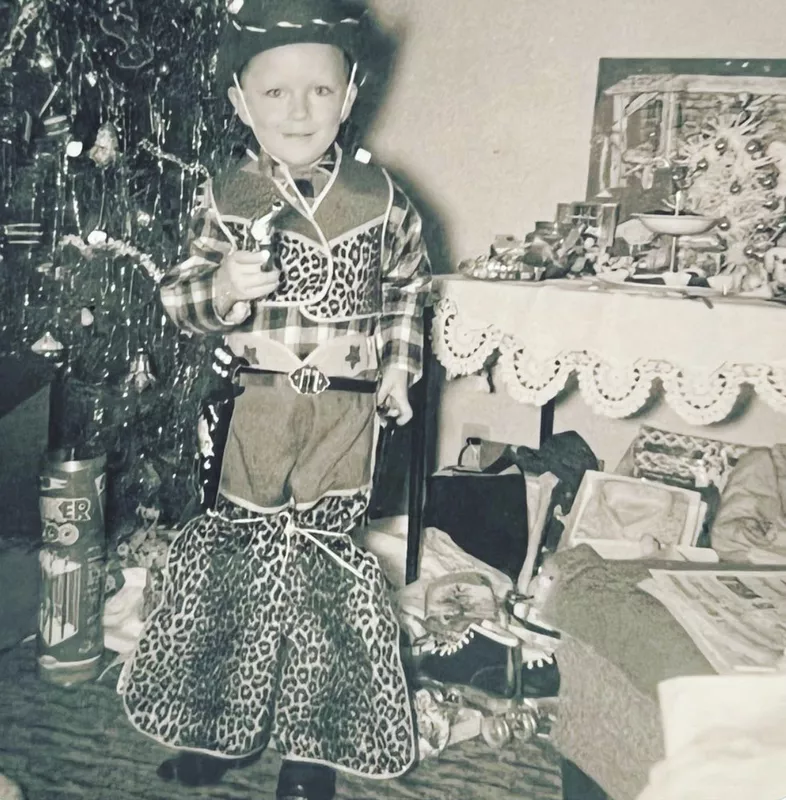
[639, 569, 786, 674]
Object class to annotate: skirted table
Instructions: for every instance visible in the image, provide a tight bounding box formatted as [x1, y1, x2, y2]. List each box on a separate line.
[406, 275, 786, 582]
[430, 274, 786, 427]
[401, 275, 786, 799]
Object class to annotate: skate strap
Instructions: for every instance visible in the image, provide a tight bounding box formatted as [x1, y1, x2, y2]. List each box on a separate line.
[285, 524, 366, 581]
[206, 508, 366, 581]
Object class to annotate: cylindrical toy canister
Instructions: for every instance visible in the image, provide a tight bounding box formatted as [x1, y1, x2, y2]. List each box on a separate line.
[37, 451, 107, 686]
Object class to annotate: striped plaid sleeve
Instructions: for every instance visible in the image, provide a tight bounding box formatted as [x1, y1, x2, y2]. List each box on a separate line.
[159, 178, 251, 334]
[377, 180, 432, 385]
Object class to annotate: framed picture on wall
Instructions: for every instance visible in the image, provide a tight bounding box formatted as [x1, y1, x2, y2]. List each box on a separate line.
[586, 58, 786, 224]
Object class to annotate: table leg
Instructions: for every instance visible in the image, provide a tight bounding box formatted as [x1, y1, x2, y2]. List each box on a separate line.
[561, 759, 609, 800]
[539, 397, 556, 447]
[405, 306, 434, 586]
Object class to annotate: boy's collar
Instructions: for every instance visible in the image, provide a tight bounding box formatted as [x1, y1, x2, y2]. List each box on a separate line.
[243, 144, 340, 180]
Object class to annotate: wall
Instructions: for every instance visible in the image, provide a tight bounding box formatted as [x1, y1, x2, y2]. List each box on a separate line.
[365, 0, 786, 468]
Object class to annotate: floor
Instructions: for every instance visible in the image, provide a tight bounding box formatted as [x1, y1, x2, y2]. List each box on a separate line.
[0, 641, 562, 800]
[0, 384, 563, 800]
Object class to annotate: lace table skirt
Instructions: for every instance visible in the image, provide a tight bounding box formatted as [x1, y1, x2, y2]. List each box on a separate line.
[432, 277, 786, 426]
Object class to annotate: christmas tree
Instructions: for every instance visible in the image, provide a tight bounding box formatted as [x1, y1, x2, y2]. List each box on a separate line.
[680, 102, 786, 290]
[0, 0, 255, 535]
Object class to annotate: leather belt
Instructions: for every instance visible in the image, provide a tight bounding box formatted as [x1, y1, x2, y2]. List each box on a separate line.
[240, 366, 377, 395]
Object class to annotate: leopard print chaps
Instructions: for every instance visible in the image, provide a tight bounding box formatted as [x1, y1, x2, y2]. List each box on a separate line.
[119, 493, 416, 778]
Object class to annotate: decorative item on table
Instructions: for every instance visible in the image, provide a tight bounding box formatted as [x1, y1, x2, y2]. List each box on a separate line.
[37, 450, 108, 686]
[586, 58, 786, 296]
[458, 234, 546, 281]
[679, 106, 786, 296]
[555, 202, 618, 249]
[458, 206, 619, 282]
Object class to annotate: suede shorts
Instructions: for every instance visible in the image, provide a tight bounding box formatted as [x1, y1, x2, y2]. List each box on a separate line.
[218, 375, 377, 512]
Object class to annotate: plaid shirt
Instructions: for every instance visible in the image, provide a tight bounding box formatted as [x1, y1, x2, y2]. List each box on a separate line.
[160, 148, 432, 383]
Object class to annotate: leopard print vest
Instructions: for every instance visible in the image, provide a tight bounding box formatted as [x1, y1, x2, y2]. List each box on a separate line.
[211, 149, 393, 323]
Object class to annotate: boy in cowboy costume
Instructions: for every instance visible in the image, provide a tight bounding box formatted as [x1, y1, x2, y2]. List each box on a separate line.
[118, 1, 431, 798]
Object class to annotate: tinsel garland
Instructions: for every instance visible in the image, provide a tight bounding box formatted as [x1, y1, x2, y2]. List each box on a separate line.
[58, 233, 164, 283]
[0, 0, 238, 536]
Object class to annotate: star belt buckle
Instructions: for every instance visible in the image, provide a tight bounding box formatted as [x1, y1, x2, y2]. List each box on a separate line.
[288, 365, 330, 395]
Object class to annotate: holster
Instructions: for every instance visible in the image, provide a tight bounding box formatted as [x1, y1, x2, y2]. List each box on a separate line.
[197, 347, 248, 511]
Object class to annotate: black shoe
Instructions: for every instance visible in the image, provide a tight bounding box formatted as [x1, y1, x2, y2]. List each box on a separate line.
[276, 761, 336, 800]
[157, 752, 231, 786]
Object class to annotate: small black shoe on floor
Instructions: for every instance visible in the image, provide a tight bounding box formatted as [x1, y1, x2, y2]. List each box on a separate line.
[156, 752, 231, 786]
[276, 760, 336, 800]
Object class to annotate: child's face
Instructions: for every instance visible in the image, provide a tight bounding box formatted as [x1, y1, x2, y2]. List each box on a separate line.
[229, 42, 357, 169]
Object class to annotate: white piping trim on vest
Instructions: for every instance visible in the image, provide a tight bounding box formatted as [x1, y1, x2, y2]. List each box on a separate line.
[311, 144, 343, 215]
[379, 167, 395, 288]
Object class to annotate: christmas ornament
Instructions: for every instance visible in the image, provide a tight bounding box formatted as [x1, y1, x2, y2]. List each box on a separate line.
[31, 331, 65, 358]
[87, 229, 108, 245]
[0, 107, 32, 147]
[696, 158, 709, 172]
[730, 181, 742, 195]
[65, 140, 83, 158]
[743, 244, 764, 261]
[764, 197, 781, 211]
[88, 122, 119, 168]
[715, 138, 728, 154]
[745, 138, 764, 155]
[760, 173, 778, 190]
[35, 42, 55, 73]
[42, 114, 71, 145]
[718, 218, 732, 232]
[80, 307, 95, 326]
[98, 0, 154, 71]
[2, 222, 44, 245]
[125, 349, 157, 392]
[59, 234, 163, 281]
[157, 62, 171, 78]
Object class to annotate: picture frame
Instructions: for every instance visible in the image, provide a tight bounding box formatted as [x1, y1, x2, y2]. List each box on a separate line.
[586, 58, 786, 223]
